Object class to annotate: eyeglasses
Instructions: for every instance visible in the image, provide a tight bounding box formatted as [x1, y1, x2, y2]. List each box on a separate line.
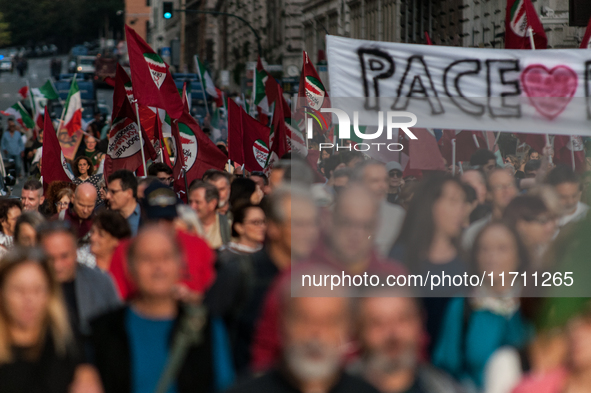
[243, 219, 266, 226]
[389, 170, 403, 178]
[55, 201, 69, 208]
[158, 177, 173, 183]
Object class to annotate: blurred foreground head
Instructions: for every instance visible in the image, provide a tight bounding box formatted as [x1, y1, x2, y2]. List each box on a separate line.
[328, 185, 379, 266]
[279, 283, 351, 386]
[356, 294, 423, 380]
[127, 225, 182, 299]
[266, 185, 318, 261]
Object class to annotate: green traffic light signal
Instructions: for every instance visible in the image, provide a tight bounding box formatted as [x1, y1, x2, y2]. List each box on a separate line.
[163, 2, 173, 19]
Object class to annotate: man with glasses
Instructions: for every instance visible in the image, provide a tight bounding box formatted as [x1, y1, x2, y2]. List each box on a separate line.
[106, 170, 142, 236]
[385, 161, 404, 204]
[147, 162, 174, 186]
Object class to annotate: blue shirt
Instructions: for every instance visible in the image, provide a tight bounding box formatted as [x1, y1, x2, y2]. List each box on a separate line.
[432, 297, 533, 388]
[125, 307, 177, 393]
[127, 202, 141, 236]
[1, 131, 24, 156]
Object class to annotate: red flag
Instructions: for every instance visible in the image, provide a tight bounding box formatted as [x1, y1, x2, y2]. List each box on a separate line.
[267, 80, 291, 158]
[227, 98, 272, 172]
[112, 64, 132, 117]
[113, 64, 159, 148]
[439, 130, 487, 164]
[18, 86, 28, 99]
[553, 135, 586, 173]
[104, 76, 116, 87]
[296, 51, 331, 140]
[505, 0, 547, 49]
[171, 91, 227, 196]
[515, 133, 546, 154]
[41, 107, 73, 191]
[125, 25, 183, 119]
[425, 31, 433, 45]
[103, 82, 157, 183]
[581, 16, 591, 49]
[407, 129, 446, 171]
[298, 51, 330, 112]
[227, 98, 244, 165]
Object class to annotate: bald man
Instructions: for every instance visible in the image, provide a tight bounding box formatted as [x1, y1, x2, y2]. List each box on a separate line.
[59, 182, 98, 241]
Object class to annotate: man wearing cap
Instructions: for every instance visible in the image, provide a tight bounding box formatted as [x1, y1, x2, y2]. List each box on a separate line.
[108, 182, 216, 303]
[385, 161, 404, 205]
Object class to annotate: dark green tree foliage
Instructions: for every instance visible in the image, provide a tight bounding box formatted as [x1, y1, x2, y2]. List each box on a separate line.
[0, 12, 10, 46]
[0, 0, 124, 49]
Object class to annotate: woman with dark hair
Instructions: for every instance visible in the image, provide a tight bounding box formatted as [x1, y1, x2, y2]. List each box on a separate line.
[433, 221, 533, 391]
[41, 181, 76, 217]
[0, 247, 102, 392]
[14, 212, 45, 247]
[226, 203, 266, 254]
[389, 174, 468, 350]
[72, 156, 103, 204]
[0, 199, 22, 254]
[503, 195, 557, 269]
[229, 177, 264, 208]
[82, 210, 132, 270]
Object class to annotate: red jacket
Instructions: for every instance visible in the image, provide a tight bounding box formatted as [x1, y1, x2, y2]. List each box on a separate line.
[108, 229, 215, 300]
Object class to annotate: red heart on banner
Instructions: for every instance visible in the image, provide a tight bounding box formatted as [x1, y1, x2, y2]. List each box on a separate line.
[520, 65, 578, 120]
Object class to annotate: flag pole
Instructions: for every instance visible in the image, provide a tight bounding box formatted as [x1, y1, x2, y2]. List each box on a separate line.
[193, 55, 210, 117]
[26, 79, 35, 121]
[452, 138, 457, 176]
[570, 135, 576, 171]
[545, 134, 553, 165]
[528, 28, 555, 166]
[134, 100, 148, 175]
[528, 27, 536, 50]
[182, 167, 189, 195]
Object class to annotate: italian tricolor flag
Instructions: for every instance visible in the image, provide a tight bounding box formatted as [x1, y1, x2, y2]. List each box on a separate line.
[1, 103, 35, 129]
[62, 78, 82, 136]
[195, 55, 218, 98]
[32, 80, 60, 129]
[32, 80, 59, 100]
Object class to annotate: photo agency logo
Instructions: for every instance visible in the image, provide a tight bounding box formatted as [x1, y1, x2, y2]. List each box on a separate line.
[306, 108, 419, 152]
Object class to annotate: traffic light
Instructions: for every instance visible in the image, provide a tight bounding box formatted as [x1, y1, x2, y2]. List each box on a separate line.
[163, 2, 173, 19]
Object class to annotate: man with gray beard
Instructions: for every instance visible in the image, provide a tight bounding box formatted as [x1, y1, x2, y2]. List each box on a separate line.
[226, 292, 379, 393]
[351, 295, 461, 393]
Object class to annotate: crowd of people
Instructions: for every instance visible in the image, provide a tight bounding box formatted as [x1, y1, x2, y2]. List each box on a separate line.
[0, 134, 590, 393]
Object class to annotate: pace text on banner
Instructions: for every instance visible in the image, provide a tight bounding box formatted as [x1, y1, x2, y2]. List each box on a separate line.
[326, 35, 591, 136]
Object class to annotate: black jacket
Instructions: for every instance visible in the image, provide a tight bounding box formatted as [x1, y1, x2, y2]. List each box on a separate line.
[0, 333, 80, 393]
[89, 304, 214, 393]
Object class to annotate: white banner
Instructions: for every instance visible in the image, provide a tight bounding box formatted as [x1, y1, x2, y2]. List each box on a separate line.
[326, 35, 591, 136]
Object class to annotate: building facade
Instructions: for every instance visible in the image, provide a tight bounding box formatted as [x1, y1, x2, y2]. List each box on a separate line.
[126, 0, 152, 42]
[146, 0, 589, 90]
